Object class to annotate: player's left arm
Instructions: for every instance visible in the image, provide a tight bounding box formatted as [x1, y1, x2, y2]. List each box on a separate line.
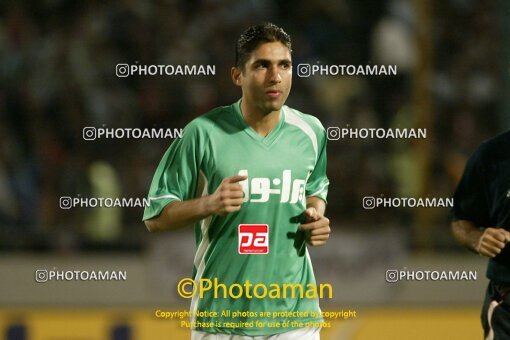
[300, 196, 330, 246]
[299, 117, 330, 246]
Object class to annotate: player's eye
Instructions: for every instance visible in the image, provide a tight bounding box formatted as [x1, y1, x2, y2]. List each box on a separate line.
[253, 61, 270, 70]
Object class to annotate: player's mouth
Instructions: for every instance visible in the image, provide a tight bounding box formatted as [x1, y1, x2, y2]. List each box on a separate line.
[265, 90, 282, 98]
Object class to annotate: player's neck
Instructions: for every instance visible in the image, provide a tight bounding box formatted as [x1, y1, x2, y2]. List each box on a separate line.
[240, 101, 280, 137]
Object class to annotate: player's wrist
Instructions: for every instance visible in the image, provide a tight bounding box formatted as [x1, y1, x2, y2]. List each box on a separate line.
[472, 230, 484, 254]
[201, 194, 217, 216]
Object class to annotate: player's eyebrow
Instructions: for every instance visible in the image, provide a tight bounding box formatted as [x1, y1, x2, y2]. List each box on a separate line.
[251, 58, 292, 67]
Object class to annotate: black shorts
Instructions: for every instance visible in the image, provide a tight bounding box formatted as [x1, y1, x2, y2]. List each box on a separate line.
[482, 281, 510, 339]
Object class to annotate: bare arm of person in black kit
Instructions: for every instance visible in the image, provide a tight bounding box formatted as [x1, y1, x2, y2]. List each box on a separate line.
[452, 220, 510, 258]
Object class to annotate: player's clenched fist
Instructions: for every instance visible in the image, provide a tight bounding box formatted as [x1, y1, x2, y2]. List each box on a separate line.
[476, 227, 510, 258]
[207, 175, 247, 216]
[299, 207, 330, 246]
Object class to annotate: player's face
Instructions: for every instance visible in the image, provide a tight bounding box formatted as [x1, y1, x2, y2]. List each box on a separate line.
[233, 42, 292, 115]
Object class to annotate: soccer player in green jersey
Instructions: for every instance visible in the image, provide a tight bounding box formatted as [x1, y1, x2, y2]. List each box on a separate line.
[144, 23, 330, 340]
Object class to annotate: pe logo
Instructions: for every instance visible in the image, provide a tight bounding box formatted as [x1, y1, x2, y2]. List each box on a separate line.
[238, 224, 269, 254]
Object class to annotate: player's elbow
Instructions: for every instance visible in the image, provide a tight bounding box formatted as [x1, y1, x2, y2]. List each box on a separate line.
[451, 219, 472, 245]
[450, 220, 457, 233]
[144, 216, 176, 232]
[144, 219, 159, 232]
[451, 220, 460, 239]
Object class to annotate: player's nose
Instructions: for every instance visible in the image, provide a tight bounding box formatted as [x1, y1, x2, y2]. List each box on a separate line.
[267, 65, 282, 84]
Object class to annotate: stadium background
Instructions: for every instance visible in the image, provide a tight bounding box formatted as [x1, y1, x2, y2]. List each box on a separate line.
[0, 0, 509, 339]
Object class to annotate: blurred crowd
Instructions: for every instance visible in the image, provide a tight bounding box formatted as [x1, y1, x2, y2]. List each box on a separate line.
[0, 0, 505, 251]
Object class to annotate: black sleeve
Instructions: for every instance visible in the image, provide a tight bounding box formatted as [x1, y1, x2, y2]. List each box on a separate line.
[451, 146, 491, 226]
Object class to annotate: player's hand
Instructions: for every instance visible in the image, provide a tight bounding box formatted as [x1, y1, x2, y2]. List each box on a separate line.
[299, 208, 330, 246]
[207, 175, 247, 216]
[476, 227, 510, 257]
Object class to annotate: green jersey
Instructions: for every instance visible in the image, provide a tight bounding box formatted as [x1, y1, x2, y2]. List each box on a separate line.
[144, 100, 329, 336]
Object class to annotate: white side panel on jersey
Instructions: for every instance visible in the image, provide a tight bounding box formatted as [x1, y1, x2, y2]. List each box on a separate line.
[305, 247, 322, 314]
[283, 106, 319, 162]
[190, 170, 212, 323]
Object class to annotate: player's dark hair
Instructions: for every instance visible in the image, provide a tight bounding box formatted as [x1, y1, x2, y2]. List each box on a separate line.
[235, 22, 292, 72]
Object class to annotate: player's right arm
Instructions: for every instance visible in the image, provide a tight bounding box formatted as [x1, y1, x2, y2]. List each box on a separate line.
[451, 220, 510, 257]
[449, 143, 510, 257]
[144, 175, 246, 232]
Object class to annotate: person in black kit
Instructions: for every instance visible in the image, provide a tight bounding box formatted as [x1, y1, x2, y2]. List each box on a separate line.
[451, 130, 510, 339]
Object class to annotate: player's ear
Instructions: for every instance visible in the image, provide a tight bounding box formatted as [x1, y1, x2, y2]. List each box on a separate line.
[231, 67, 242, 87]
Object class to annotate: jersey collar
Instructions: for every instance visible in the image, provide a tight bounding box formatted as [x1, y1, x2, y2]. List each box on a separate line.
[233, 99, 285, 147]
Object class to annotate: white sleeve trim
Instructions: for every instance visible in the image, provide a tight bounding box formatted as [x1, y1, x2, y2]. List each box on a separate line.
[307, 182, 328, 197]
[148, 194, 181, 201]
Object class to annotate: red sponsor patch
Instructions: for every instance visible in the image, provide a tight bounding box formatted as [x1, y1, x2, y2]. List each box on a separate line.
[238, 224, 269, 254]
